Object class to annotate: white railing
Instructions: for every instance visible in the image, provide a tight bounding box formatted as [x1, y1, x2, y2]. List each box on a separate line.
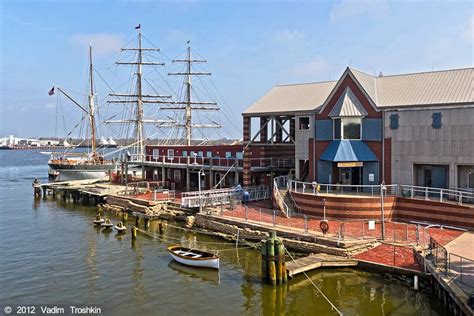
[399, 185, 474, 205]
[136, 154, 293, 169]
[181, 185, 270, 208]
[288, 179, 474, 205]
[289, 179, 398, 197]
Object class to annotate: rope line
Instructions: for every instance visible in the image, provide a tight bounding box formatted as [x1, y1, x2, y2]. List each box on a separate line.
[284, 247, 344, 316]
[135, 228, 256, 251]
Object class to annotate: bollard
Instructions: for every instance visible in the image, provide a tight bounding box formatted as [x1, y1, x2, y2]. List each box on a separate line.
[153, 189, 157, 201]
[259, 208, 262, 222]
[158, 222, 164, 234]
[414, 275, 419, 291]
[267, 235, 277, 285]
[245, 206, 248, 222]
[131, 226, 137, 240]
[261, 240, 268, 281]
[273, 210, 276, 228]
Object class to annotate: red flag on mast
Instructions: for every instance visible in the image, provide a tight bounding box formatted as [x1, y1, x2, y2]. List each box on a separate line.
[48, 87, 55, 96]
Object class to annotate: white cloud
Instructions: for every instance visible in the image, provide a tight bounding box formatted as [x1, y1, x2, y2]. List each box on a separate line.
[293, 57, 330, 79]
[330, 0, 390, 22]
[45, 103, 56, 110]
[274, 30, 305, 43]
[462, 15, 474, 43]
[70, 33, 124, 57]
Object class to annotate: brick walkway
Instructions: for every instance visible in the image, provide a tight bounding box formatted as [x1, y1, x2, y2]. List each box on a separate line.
[221, 203, 463, 245]
[355, 244, 422, 271]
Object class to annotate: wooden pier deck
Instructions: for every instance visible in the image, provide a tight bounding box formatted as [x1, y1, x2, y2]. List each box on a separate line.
[286, 253, 358, 278]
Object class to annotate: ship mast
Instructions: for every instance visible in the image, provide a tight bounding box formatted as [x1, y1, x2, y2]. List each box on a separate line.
[165, 44, 221, 145]
[88, 44, 97, 158]
[53, 45, 99, 159]
[106, 26, 172, 161]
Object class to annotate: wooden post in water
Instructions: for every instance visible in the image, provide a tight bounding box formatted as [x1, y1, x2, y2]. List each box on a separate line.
[261, 239, 268, 281]
[158, 222, 164, 234]
[131, 226, 137, 240]
[261, 231, 287, 285]
[267, 232, 277, 285]
[135, 216, 140, 228]
[144, 218, 150, 229]
[281, 242, 288, 284]
[275, 238, 283, 284]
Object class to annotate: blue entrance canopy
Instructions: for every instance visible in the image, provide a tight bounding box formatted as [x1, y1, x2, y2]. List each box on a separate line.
[320, 140, 378, 162]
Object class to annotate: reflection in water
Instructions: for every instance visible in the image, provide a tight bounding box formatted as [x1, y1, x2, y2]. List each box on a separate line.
[0, 149, 448, 316]
[168, 260, 220, 285]
[85, 231, 98, 301]
[131, 237, 148, 313]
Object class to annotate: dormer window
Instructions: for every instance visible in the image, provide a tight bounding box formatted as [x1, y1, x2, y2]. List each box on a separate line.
[329, 87, 365, 140]
[334, 117, 362, 140]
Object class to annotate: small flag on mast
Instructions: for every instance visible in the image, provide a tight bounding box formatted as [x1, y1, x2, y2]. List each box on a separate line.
[48, 87, 55, 96]
[135, 24, 141, 30]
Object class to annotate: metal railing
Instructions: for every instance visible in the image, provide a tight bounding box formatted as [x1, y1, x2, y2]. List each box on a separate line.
[288, 179, 398, 197]
[287, 179, 474, 205]
[181, 185, 270, 208]
[448, 253, 474, 289]
[427, 237, 448, 274]
[399, 184, 474, 205]
[128, 154, 294, 170]
[273, 178, 289, 217]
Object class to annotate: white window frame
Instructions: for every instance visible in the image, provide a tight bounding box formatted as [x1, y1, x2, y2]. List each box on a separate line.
[152, 149, 159, 159]
[333, 117, 362, 140]
[167, 149, 174, 159]
[298, 116, 311, 131]
[206, 151, 213, 158]
[167, 169, 172, 179]
[174, 170, 181, 181]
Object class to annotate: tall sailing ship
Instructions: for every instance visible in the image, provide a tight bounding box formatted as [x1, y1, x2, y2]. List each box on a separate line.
[47, 45, 117, 181]
[48, 26, 225, 181]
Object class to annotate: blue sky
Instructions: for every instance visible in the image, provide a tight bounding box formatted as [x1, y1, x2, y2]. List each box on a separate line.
[1, 0, 472, 139]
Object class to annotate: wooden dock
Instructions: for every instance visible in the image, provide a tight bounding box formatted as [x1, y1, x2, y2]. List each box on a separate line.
[286, 253, 358, 278]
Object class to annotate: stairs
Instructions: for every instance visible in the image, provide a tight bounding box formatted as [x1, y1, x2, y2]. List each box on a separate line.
[279, 189, 300, 215]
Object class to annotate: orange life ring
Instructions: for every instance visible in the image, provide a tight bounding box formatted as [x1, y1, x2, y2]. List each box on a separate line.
[320, 220, 329, 234]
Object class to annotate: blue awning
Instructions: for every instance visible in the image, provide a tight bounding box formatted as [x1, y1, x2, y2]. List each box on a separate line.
[320, 140, 378, 162]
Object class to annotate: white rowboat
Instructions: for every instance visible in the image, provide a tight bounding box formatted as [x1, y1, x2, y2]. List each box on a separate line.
[167, 245, 219, 269]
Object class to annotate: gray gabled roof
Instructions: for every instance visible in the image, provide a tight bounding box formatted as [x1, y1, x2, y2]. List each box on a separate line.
[243, 67, 474, 116]
[328, 87, 368, 117]
[242, 80, 337, 115]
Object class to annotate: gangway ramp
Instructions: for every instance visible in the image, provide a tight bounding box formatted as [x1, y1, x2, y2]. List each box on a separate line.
[286, 253, 358, 278]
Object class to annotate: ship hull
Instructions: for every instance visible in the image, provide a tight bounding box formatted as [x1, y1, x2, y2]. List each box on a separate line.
[48, 163, 117, 182]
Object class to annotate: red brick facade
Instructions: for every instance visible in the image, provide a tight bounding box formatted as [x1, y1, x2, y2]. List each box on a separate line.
[291, 191, 474, 229]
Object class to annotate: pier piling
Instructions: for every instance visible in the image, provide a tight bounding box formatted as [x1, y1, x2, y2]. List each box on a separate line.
[261, 231, 287, 285]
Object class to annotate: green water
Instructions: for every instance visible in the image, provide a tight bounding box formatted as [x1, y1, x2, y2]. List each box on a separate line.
[0, 150, 446, 315]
